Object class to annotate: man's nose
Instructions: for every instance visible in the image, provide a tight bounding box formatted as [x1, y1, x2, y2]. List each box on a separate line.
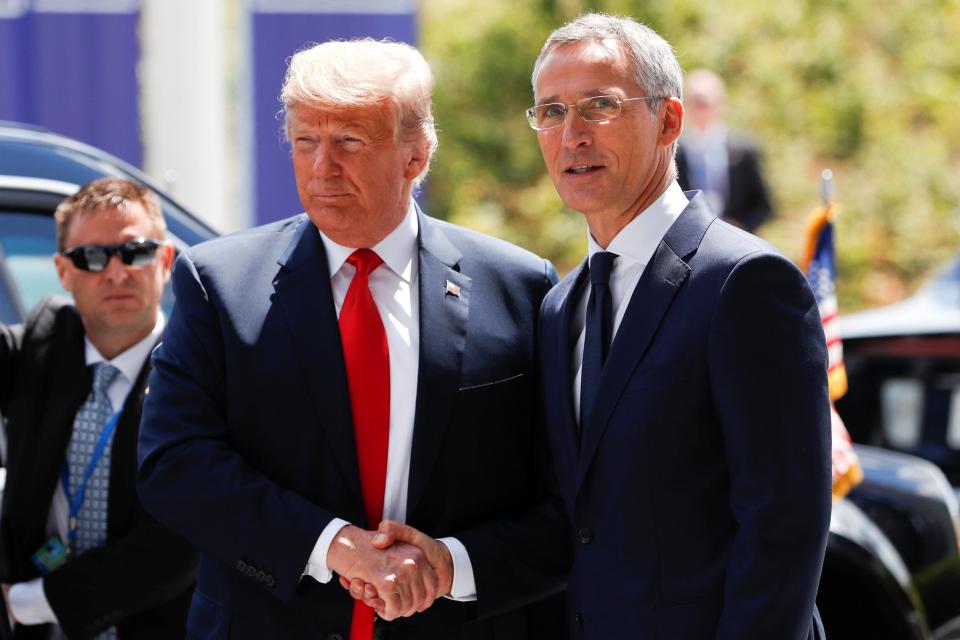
[560, 108, 592, 149]
[102, 254, 130, 282]
[312, 144, 340, 176]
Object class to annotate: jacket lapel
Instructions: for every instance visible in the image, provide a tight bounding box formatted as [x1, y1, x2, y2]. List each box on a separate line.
[576, 196, 714, 491]
[31, 311, 89, 536]
[551, 260, 588, 461]
[272, 216, 361, 506]
[406, 210, 470, 518]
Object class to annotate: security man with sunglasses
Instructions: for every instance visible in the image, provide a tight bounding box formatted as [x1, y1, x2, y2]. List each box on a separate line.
[0, 177, 196, 639]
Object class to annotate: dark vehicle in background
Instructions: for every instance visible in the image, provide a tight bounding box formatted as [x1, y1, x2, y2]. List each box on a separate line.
[820, 445, 960, 639]
[1, 121, 959, 638]
[0, 121, 217, 323]
[839, 257, 960, 488]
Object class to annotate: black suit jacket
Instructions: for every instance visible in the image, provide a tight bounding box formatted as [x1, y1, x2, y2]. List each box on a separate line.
[677, 134, 774, 232]
[0, 296, 197, 639]
[137, 209, 571, 639]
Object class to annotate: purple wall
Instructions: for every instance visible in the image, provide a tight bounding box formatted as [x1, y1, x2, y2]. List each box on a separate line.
[0, 4, 142, 167]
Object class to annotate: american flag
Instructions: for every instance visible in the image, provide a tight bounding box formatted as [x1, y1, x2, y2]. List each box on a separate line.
[804, 204, 848, 401]
[802, 200, 860, 498]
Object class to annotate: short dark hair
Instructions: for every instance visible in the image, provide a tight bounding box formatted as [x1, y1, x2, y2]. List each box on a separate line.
[55, 177, 166, 252]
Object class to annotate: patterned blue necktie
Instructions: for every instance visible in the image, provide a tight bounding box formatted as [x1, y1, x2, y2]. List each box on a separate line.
[580, 251, 617, 436]
[66, 362, 121, 640]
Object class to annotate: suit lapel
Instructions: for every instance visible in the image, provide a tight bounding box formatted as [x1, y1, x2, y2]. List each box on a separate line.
[108, 343, 156, 533]
[31, 314, 90, 535]
[406, 210, 470, 519]
[272, 217, 362, 506]
[576, 196, 714, 491]
[552, 260, 588, 459]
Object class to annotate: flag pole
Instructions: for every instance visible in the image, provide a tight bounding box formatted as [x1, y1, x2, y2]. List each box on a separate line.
[820, 169, 834, 206]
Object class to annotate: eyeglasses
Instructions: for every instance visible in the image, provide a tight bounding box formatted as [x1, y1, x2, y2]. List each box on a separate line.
[525, 94, 665, 131]
[61, 238, 162, 272]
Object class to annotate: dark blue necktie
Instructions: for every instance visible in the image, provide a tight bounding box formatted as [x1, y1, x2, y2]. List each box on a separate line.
[580, 251, 617, 434]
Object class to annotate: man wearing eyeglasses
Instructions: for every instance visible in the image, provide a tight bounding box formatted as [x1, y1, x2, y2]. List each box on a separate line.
[530, 13, 831, 639]
[0, 177, 196, 638]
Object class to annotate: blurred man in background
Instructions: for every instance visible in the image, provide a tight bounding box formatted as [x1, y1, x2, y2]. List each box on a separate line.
[530, 13, 831, 639]
[0, 178, 196, 639]
[676, 68, 775, 233]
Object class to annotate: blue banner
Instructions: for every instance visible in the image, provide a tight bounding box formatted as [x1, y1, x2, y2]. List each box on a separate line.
[0, 0, 142, 167]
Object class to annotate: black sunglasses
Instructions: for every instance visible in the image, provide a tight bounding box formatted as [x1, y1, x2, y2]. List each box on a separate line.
[61, 238, 162, 272]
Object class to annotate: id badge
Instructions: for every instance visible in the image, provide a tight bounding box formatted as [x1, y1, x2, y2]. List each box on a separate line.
[31, 536, 69, 575]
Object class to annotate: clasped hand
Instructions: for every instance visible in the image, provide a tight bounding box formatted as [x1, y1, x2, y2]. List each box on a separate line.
[326, 520, 453, 620]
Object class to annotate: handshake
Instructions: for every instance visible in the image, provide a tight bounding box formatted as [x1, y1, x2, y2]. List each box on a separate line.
[326, 520, 454, 621]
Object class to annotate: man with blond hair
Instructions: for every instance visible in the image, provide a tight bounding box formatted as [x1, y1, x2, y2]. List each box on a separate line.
[0, 177, 196, 639]
[137, 39, 569, 639]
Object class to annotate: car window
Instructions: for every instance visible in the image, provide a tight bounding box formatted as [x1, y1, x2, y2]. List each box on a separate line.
[0, 213, 66, 315]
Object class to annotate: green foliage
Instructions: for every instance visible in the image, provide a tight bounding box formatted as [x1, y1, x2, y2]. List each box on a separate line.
[421, 0, 960, 309]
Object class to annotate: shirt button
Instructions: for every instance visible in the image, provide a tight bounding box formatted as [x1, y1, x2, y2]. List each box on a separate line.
[578, 527, 593, 544]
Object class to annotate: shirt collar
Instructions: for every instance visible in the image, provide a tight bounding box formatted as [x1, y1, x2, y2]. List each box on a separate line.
[587, 180, 689, 268]
[85, 313, 165, 383]
[318, 200, 419, 283]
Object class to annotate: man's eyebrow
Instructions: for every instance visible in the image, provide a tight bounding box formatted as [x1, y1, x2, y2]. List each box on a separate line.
[535, 88, 611, 105]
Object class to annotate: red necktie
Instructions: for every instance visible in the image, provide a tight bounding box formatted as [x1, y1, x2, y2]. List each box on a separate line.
[339, 249, 390, 640]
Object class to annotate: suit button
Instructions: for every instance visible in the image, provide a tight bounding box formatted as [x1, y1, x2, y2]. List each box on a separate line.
[575, 612, 584, 630]
[265, 575, 276, 589]
[578, 528, 593, 544]
[327, 634, 344, 640]
[236, 559, 247, 572]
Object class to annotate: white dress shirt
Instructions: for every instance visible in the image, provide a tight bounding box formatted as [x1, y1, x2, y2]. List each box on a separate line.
[8, 315, 165, 626]
[303, 201, 477, 601]
[571, 181, 689, 421]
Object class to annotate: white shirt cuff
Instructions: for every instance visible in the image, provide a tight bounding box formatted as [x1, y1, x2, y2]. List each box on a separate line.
[303, 518, 351, 583]
[8, 578, 58, 625]
[438, 537, 477, 601]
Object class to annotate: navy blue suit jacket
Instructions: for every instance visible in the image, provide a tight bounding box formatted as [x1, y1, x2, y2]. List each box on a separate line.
[539, 193, 831, 639]
[137, 209, 570, 639]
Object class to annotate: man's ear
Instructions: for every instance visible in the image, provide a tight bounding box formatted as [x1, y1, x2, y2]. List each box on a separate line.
[659, 97, 684, 148]
[403, 140, 430, 181]
[158, 244, 175, 283]
[54, 253, 75, 293]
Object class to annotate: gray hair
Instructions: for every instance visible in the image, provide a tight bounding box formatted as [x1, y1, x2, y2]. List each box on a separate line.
[280, 38, 437, 186]
[532, 13, 683, 115]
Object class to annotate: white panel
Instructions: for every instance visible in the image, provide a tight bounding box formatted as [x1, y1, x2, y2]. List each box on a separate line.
[32, 0, 140, 13]
[140, 0, 251, 232]
[948, 387, 960, 449]
[0, 0, 28, 18]
[881, 378, 924, 449]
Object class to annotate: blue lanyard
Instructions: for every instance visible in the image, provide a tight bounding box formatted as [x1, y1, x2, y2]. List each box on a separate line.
[60, 410, 122, 548]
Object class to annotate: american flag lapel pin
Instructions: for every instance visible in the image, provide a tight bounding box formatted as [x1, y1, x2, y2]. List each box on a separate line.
[445, 279, 461, 298]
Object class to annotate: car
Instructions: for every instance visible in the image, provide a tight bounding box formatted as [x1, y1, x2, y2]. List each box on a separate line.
[838, 253, 960, 488]
[820, 445, 960, 639]
[0, 120, 217, 324]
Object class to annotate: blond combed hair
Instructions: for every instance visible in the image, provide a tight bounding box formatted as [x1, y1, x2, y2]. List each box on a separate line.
[280, 38, 438, 186]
